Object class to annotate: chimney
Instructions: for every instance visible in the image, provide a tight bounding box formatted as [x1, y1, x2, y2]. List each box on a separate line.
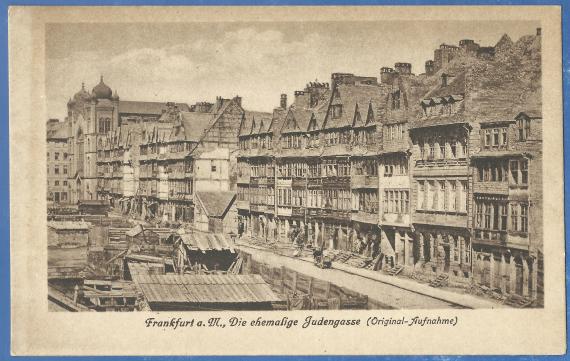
[536, 27, 541, 36]
[233, 95, 242, 107]
[425, 60, 434, 76]
[394, 62, 412, 75]
[331, 73, 355, 86]
[280, 94, 287, 109]
[380, 67, 395, 84]
[166, 102, 175, 113]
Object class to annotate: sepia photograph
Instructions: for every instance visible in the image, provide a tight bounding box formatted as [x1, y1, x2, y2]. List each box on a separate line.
[45, 18, 543, 312]
[8, 5, 566, 356]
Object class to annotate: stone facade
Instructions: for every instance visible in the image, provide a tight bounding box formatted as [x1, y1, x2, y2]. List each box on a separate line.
[96, 96, 244, 224]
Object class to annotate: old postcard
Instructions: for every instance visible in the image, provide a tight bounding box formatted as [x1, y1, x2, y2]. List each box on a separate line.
[9, 5, 565, 356]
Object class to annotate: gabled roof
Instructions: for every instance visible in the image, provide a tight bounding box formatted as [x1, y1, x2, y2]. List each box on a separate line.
[196, 191, 236, 218]
[118, 101, 190, 116]
[179, 112, 214, 142]
[323, 84, 386, 130]
[209, 98, 241, 130]
[267, 108, 288, 136]
[281, 108, 313, 134]
[240, 111, 272, 137]
[353, 101, 379, 128]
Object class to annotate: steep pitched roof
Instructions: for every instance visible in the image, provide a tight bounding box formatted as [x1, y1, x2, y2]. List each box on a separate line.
[423, 72, 467, 100]
[281, 108, 313, 134]
[118, 101, 190, 116]
[239, 110, 272, 136]
[254, 112, 273, 134]
[267, 108, 288, 136]
[353, 101, 381, 128]
[178, 112, 214, 142]
[323, 84, 386, 130]
[196, 191, 236, 218]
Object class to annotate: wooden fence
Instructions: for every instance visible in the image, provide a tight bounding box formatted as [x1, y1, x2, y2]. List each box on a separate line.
[240, 251, 368, 310]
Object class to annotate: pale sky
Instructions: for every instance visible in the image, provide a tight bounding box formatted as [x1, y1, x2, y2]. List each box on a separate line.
[46, 20, 539, 119]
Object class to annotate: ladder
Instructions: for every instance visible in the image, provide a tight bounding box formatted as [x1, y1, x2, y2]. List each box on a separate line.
[503, 294, 533, 308]
[386, 264, 404, 276]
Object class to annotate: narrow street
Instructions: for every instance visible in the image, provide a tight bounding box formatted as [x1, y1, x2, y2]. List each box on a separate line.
[236, 243, 490, 309]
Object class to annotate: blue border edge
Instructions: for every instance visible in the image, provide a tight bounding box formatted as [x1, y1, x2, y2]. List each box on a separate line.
[0, 0, 567, 360]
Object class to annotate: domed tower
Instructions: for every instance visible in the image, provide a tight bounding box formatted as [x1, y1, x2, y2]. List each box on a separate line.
[67, 82, 90, 118]
[89, 76, 120, 134]
[92, 76, 113, 100]
[70, 76, 121, 202]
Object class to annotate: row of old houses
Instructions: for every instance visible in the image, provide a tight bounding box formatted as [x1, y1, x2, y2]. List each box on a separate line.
[94, 96, 243, 233]
[236, 30, 543, 301]
[47, 30, 543, 302]
[49, 76, 243, 235]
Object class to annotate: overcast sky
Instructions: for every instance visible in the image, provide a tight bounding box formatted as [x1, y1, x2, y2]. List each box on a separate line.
[46, 20, 539, 119]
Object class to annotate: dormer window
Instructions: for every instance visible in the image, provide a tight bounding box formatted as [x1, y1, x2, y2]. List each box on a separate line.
[332, 104, 343, 119]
